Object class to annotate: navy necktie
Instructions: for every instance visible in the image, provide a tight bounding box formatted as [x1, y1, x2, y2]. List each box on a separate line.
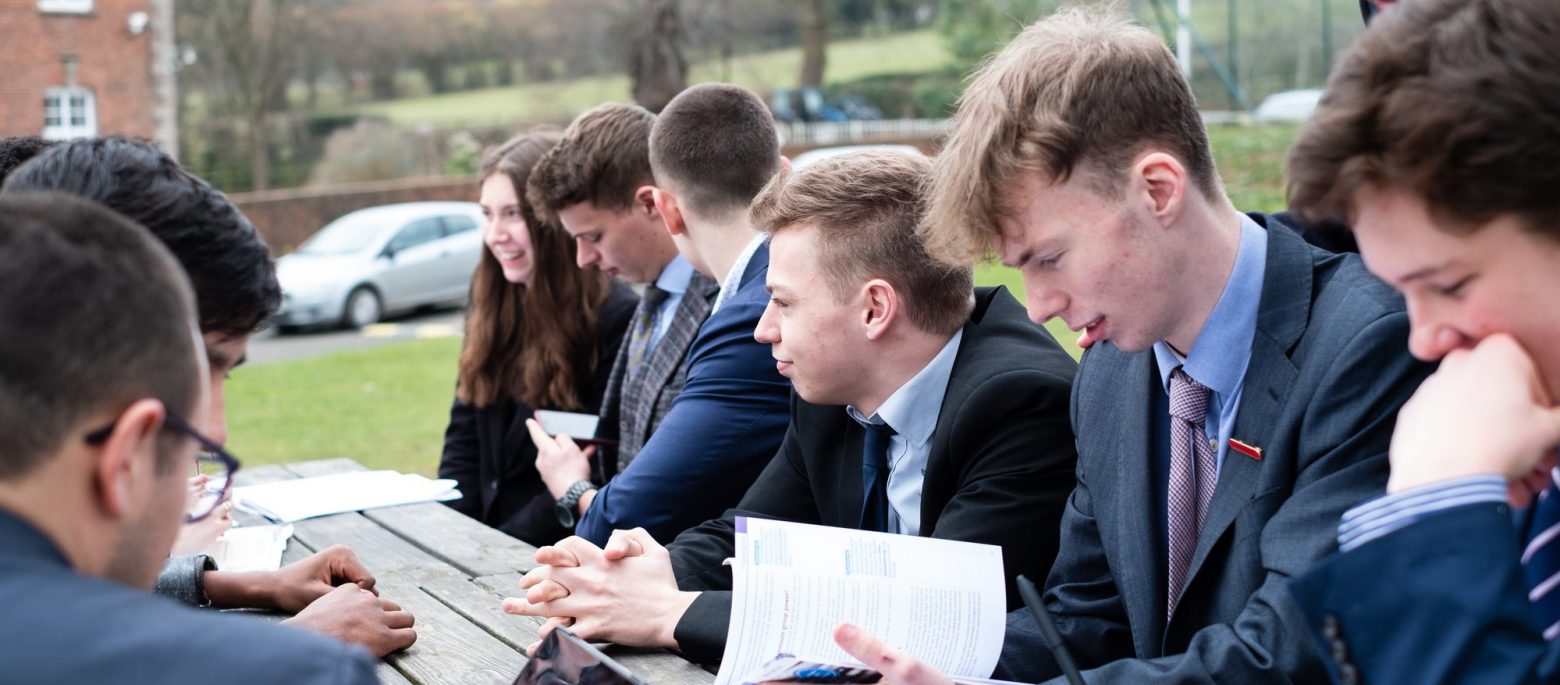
[859, 422, 897, 533]
[1523, 467, 1560, 639]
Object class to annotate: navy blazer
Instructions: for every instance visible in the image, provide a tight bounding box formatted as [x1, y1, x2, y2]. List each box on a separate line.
[996, 215, 1433, 683]
[1290, 502, 1560, 684]
[0, 508, 376, 684]
[576, 242, 792, 545]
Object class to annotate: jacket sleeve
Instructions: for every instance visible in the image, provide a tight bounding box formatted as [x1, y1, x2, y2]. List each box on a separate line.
[575, 295, 791, 546]
[153, 554, 217, 607]
[1289, 502, 1560, 684]
[436, 393, 483, 520]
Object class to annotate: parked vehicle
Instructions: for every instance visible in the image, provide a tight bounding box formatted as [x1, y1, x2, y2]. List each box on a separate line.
[272, 202, 484, 331]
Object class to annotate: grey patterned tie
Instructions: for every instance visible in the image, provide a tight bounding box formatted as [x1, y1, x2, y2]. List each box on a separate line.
[624, 284, 669, 387]
[1167, 367, 1216, 619]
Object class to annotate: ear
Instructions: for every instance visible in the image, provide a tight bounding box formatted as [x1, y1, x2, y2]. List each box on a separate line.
[652, 188, 687, 237]
[861, 279, 898, 342]
[633, 185, 660, 217]
[1133, 151, 1188, 226]
[91, 399, 168, 521]
[778, 156, 793, 174]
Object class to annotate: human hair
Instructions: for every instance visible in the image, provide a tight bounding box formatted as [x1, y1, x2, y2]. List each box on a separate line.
[751, 150, 974, 336]
[1287, 0, 1560, 238]
[526, 103, 657, 223]
[0, 193, 201, 479]
[649, 83, 780, 217]
[921, 3, 1220, 264]
[459, 132, 610, 409]
[0, 136, 58, 186]
[1, 137, 281, 338]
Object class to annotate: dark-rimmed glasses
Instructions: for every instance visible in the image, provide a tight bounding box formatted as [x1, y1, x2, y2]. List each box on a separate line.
[85, 411, 242, 523]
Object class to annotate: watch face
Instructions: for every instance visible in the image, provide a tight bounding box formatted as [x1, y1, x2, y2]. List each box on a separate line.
[555, 500, 577, 528]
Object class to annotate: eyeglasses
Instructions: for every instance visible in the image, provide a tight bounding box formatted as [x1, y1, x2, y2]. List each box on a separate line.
[84, 411, 242, 523]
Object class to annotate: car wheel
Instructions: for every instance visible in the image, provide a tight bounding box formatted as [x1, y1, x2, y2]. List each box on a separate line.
[274, 324, 302, 336]
[342, 286, 383, 330]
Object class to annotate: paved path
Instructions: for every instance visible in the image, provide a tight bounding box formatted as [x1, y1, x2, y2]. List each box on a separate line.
[248, 309, 465, 366]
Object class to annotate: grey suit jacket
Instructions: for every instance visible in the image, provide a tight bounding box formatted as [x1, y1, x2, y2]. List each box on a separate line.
[598, 271, 719, 469]
[997, 215, 1434, 683]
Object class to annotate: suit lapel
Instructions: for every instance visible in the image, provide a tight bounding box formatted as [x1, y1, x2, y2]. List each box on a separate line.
[624, 274, 717, 441]
[919, 290, 999, 533]
[1179, 218, 1310, 607]
[1108, 352, 1167, 650]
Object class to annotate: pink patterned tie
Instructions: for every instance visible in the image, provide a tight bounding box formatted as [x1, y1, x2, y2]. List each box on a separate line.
[1167, 367, 1216, 619]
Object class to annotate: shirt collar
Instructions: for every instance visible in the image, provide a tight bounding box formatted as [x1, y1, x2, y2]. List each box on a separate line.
[846, 329, 964, 448]
[0, 506, 70, 570]
[1153, 212, 1269, 396]
[653, 254, 697, 296]
[712, 235, 769, 315]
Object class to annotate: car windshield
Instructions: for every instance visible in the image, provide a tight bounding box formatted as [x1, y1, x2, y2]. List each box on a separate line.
[297, 212, 390, 255]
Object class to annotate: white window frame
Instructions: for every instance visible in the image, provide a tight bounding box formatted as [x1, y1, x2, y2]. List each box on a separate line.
[37, 0, 93, 14]
[43, 87, 97, 139]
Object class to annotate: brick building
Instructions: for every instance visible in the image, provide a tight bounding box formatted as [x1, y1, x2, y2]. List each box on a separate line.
[0, 0, 177, 154]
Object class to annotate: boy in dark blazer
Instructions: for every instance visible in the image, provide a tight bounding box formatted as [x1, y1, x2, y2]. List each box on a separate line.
[1284, 1, 1560, 682]
[831, 6, 1431, 684]
[505, 150, 1078, 662]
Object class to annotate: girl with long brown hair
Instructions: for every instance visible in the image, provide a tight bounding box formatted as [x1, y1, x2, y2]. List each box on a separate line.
[438, 133, 637, 546]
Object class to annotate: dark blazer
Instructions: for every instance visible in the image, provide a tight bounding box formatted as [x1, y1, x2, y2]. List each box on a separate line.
[438, 281, 638, 546]
[663, 286, 1079, 664]
[598, 270, 720, 467]
[576, 242, 792, 545]
[1290, 502, 1559, 685]
[996, 215, 1433, 683]
[0, 508, 377, 684]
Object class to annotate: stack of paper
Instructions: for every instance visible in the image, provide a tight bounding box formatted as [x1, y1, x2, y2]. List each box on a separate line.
[717, 517, 1008, 685]
[233, 471, 461, 523]
[203, 524, 294, 573]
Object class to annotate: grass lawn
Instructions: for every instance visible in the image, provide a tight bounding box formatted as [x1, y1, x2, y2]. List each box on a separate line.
[228, 123, 1297, 472]
[353, 30, 952, 128]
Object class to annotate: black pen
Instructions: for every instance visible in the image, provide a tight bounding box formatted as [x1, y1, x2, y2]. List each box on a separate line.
[1016, 575, 1085, 685]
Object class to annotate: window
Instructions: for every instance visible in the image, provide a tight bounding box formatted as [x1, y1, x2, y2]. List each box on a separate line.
[37, 0, 93, 13]
[42, 87, 96, 139]
[387, 218, 444, 253]
[441, 215, 479, 236]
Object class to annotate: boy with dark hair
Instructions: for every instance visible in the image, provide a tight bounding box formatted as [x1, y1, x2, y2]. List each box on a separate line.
[525, 92, 790, 546]
[1285, 0, 1560, 681]
[0, 192, 377, 684]
[2, 137, 415, 657]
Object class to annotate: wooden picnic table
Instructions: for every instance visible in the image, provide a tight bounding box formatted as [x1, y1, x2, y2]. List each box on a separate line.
[232, 457, 715, 685]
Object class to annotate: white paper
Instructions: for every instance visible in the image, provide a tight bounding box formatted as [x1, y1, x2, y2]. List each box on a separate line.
[232, 470, 461, 523]
[203, 523, 294, 572]
[716, 517, 1007, 685]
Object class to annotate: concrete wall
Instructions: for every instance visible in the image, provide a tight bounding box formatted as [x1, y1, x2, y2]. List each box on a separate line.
[231, 175, 478, 254]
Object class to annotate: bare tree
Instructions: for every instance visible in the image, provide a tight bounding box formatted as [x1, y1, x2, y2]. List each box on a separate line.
[181, 0, 304, 190]
[799, 0, 827, 89]
[628, 0, 688, 112]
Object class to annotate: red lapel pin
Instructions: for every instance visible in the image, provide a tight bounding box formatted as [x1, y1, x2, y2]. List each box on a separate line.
[1229, 438, 1263, 461]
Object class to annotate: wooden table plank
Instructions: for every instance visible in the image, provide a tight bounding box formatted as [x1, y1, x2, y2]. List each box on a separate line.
[376, 576, 526, 685]
[365, 503, 541, 576]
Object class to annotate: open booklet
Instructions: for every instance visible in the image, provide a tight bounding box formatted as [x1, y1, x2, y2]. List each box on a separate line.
[716, 517, 1008, 685]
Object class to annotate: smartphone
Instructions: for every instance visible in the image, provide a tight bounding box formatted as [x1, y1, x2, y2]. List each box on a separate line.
[535, 410, 617, 447]
[512, 627, 646, 685]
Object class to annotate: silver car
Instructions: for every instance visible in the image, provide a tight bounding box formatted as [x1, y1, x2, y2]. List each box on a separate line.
[272, 202, 484, 331]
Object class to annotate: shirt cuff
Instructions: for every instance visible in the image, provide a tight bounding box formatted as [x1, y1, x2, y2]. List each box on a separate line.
[1338, 476, 1508, 552]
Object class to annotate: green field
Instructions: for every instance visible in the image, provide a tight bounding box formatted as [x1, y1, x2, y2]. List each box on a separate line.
[352, 30, 953, 128]
[227, 122, 1297, 473]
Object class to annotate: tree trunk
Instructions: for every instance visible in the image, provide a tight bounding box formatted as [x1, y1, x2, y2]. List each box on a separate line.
[799, 0, 827, 89]
[249, 111, 270, 191]
[628, 0, 687, 113]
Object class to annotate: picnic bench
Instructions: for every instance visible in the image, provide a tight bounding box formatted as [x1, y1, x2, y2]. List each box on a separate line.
[232, 457, 715, 685]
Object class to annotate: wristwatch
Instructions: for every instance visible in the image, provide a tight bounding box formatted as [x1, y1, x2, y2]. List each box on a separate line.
[554, 480, 594, 528]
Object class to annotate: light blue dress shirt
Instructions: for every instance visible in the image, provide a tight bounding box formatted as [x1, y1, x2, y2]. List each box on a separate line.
[647, 254, 696, 350]
[1152, 212, 1268, 481]
[846, 329, 964, 536]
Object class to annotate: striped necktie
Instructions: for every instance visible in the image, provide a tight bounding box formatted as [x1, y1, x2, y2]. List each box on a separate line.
[623, 284, 669, 387]
[1167, 367, 1217, 620]
[1522, 466, 1560, 639]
